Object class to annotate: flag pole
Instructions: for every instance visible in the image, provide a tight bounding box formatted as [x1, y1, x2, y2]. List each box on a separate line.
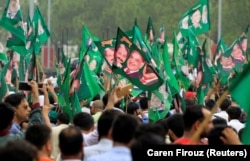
[190, 90, 229, 143]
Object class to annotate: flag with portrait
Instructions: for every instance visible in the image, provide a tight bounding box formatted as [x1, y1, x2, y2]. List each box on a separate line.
[178, 0, 210, 36]
[111, 27, 164, 92]
[79, 26, 103, 74]
[0, 0, 27, 55]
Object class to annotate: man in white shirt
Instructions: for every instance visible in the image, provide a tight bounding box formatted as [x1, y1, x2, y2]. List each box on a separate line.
[51, 112, 70, 159]
[227, 106, 245, 133]
[84, 109, 123, 160]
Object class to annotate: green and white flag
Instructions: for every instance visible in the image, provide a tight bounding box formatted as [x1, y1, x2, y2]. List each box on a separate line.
[80, 26, 103, 74]
[112, 27, 164, 92]
[33, 5, 50, 54]
[162, 38, 180, 96]
[72, 58, 102, 102]
[71, 89, 82, 117]
[145, 16, 155, 46]
[148, 83, 172, 123]
[58, 59, 71, 120]
[56, 48, 68, 88]
[157, 24, 165, 44]
[226, 25, 249, 71]
[178, 0, 210, 36]
[0, 0, 27, 55]
[213, 36, 227, 67]
[25, 15, 35, 55]
[229, 63, 250, 144]
[172, 32, 190, 90]
[187, 28, 200, 69]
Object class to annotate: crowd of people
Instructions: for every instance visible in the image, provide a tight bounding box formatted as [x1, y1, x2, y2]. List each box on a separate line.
[0, 75, 246, 161]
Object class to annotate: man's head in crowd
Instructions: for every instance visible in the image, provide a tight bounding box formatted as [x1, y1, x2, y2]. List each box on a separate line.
[4, 93, 31, 124]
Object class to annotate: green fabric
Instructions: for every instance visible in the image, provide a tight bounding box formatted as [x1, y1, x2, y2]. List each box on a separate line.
[229, 63, 250, 144]
[75, 58, 102, 102]
[162, 38, 180, 96]
[0, 0, 27, 56]
[0, 69, 8, 101]
[187, 29, 200, 69]
[149, 85, 171, 123]
[197, 86, 204, 105]
[79, 26, 103, 74]
[145, 16, 155, 45]
[71, 89, 82, 118]
[178, 0, 210, 36]
[111, 27, 164, 92]
[172, 32, 190, 90]
[200, 39, 214, 85]
[58, 59, 71, 120]
[32, 5, 50, 54]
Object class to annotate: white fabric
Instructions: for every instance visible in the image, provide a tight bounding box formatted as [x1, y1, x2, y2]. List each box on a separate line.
[51, 124, 69, 159]
[228, 119, 245, 133]
[213, 111, 229, 123]
[84, 138, 113, 161]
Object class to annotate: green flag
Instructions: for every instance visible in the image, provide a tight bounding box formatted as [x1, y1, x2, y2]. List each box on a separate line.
[33, 5, 50, 54]
[145, 16, 155, 45]
[178, 0, 210, 36]
[0, 68, 8, 101]
[229, 63, 250, 113]
[172, 31, 190, 90]
[24, 15, 35, 55]
[72, 58, 102, 102]
[229, 63, 250, 144]
[26, 52, 38, 81]
[18, 55, 28, 81]
[226, 25, 249, 72]
[71, 89, 82, 117]
[0, 0, 27, 55]
[58, 59, 71, 120]
[149, 83, 172, 123]
[112, 27, 164, 92]
[187, 29, 200, 69]
[213, 36, 231, 85]
[56, 48, 68, 88]
[132, 24, 152, 62]
[197, 85, 205, 105]
[162, 38, 180, 96]
[157, 24, 165, 44]
[80, 26, 103, 74]
[213, 36, 227, 66]
[198, 39, 214, 86]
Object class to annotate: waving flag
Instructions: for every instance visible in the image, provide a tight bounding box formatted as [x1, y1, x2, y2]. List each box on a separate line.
[145, 16, 155, 46]
[187, 29, 200, 69]
[229, 63, 250, 144]
[71, 89, 82, 117]
[178, 0, 210, 36]
[227, 25, 249, 71]
[172, 32, 190, 90]
[162, 38, 180, 96]
[0, 0, 27, 55]
[111, 28, 164, 92]
[33, 5, 50, 54]
[71, 57, 102, 103]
